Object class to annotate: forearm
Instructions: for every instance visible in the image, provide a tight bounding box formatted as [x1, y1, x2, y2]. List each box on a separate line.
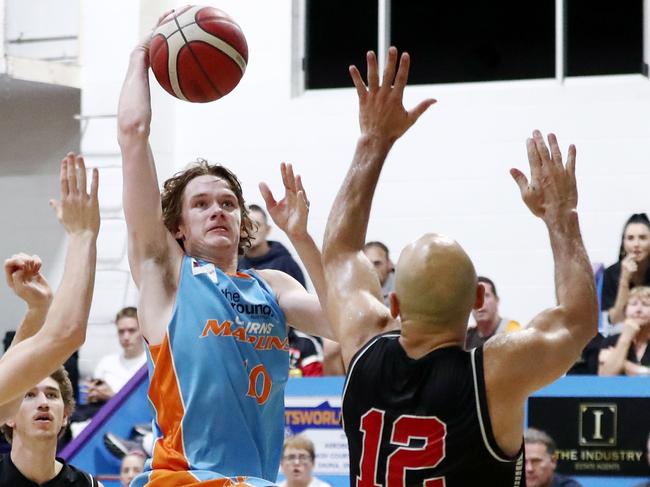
[42, 233, 97, 348]
[608, 282, 630, 324]
[11, 307, 48, 346]
[547, 213, 598, 341]
[323, 135, 393, 257]
[290, 233, 327, 307]
[118, 48, 152, 141]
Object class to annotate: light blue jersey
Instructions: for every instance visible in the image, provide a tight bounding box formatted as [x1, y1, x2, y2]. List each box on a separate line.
[132, 256, 289, 487]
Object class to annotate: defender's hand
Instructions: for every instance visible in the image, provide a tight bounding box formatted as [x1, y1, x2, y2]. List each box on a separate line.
[510, 130, 578, 225]
[349, 47, 436, 143]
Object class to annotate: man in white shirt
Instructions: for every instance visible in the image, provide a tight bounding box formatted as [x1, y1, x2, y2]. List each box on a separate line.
[88, 307, 146, 402]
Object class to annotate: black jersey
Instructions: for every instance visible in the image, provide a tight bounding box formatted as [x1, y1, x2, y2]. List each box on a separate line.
[342, 332, 524, 487]
[0, 454, 99, 486]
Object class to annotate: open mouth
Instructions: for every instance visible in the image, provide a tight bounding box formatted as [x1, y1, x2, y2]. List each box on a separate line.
[33, 412, 53, 423]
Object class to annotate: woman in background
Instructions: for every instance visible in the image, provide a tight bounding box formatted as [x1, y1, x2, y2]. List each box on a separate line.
[602, 213, 650, 324]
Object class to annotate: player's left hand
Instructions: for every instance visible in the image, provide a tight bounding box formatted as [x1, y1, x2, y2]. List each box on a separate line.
[259, 162, 310, 240]
[4, 253, 52, 311]
[510, 130, 578, 225]
[349, 46, 436, 143]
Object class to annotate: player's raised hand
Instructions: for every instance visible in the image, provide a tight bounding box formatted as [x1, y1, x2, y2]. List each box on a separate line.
[259, 162, 310, 240]
[4, 253, 52, 311]
[49, 153, 100, 238]
[510, 130, 578, 224]
[349, 46, 436, 143]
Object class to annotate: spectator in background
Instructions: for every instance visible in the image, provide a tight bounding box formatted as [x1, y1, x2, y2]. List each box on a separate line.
[0, 367, 102, 486]
[363, 241, 395, 306]
[525, 428, 582, 487]
[465, 276, 521, 349]
[279, 435, 331, 487]
[89, 307, 146, 401]
[602, 213, 650, 325]
[72, 307, 145, 427]
[120, 450, 146, 487]
[632, 432, 650, 487]
[238, 204, 306, 286]
[598, 286, 650, 376]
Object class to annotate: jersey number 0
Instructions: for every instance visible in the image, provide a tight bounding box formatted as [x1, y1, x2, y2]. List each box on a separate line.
[357, 408, 447, 487]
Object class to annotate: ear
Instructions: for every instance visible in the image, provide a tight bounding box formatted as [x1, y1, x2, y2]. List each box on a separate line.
[389, 292, 400, 319]
[473, 283, 485, 310]
[5, 419, 15, 429]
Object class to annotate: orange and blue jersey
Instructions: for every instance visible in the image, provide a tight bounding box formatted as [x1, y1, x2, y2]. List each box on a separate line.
[132, 256, 289, 487]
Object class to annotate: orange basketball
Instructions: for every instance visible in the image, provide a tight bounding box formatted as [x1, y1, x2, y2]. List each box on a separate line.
[149, 5, 248, 103]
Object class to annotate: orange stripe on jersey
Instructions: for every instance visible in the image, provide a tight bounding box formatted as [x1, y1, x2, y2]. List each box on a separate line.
[144, 472, 252, 486]
[147, 336, 190, 472]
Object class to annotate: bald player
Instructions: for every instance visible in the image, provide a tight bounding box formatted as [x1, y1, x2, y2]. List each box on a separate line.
[321, 47, 597, 486]
[0, 153, 99, 423]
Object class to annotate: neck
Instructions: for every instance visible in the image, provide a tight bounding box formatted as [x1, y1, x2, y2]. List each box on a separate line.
[476, 316, 500, 337]
[287, 478, 311, 487]
[191, 248, 239, 274]
[11, 435, 60, 484]
[635, 327, 650, 346]
[124, 347, 144, 360]
[246, 240, 270, 258]
[399, 320, 464, 359]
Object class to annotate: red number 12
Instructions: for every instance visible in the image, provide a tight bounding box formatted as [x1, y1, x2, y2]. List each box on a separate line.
[357, 408, 446, 487]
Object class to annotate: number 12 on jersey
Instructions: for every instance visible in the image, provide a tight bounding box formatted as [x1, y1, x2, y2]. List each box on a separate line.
[357, 408, 447, 487]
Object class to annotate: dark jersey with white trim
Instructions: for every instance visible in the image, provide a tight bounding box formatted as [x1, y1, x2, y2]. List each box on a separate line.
[342, 332, 525, 487]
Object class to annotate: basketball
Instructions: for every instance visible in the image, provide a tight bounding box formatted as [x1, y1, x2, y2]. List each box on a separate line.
[149, 5, 248, 103]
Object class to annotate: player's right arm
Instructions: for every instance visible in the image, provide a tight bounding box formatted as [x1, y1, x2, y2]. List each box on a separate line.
[322, 48, 435, 370]
[483, 131, 598, 455]
[0, 154, 99, 419]
[117, 18, 181, 345]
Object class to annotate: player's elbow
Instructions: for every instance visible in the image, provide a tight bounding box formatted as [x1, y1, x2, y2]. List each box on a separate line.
[54, 318, 87, 352]
[118, 111, 151, 143]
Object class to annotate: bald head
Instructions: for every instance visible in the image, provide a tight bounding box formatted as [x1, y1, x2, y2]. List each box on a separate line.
[395, 234, 479, 328]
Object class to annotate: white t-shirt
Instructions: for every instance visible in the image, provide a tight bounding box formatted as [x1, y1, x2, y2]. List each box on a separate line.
[278, 478, 332, 487]
[93, 352, 146, 393]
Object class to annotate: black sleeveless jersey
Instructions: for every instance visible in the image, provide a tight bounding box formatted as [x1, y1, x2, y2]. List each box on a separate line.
[0, 454, 99, 486]
[342, 332, 525, 487]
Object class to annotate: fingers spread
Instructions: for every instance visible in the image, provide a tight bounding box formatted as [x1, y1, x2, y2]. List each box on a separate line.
[367, 51, 379, 92]
[532, 129, 551, 166]
[258, 182, 276, 209]
[547, 133, 564, 169]
[526, 137, 542, 181]
[393, 52, 411, 95]
[90, 168, 99, 199]
[381, 46, 398, 88]
[349, 65, 367, 99]
[509, 168, 529, 195]
[67, 153, 79, 195]
[409, 99, 437, 125]
[60, 155, 71, 197]
[77, 155, 87, 195]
